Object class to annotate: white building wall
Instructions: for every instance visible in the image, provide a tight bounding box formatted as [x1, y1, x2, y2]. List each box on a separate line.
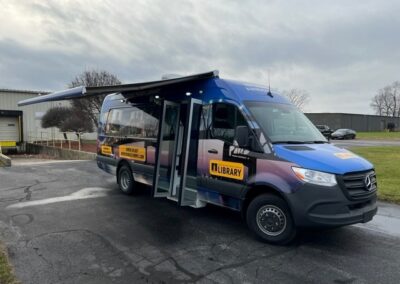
[0, 90, 97, 141]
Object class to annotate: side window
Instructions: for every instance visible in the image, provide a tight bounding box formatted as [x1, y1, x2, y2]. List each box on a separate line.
[162, 105, 179, 140]
[105, 105, 159, 139]
[98, 110, 109, 134]
[199, 104, 212, 139]
[211, 103, 247, 144]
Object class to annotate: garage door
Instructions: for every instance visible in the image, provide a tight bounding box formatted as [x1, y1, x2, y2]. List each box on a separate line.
[0, 116, 19, 142]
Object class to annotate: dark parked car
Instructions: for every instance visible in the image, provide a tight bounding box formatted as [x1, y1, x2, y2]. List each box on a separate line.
[331, 128, 356, 139]
[316, 125, 333, 138]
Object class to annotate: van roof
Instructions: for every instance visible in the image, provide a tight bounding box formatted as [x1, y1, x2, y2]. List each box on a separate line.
[217, 79, 290, 105]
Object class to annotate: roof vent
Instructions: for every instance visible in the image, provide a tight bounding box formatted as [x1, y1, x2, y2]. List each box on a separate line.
[284, 146, 315, 151]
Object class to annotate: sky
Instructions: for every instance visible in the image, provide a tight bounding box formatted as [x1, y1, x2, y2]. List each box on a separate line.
[1, 0, 400, 114]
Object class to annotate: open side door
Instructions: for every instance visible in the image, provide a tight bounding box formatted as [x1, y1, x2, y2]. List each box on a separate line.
[152, 98, 203, 207]
[178, 98, 203, 207]
[152, 100, 181, 198]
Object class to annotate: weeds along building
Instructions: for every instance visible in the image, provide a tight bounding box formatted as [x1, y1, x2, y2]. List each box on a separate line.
[0, 88, 71, 150]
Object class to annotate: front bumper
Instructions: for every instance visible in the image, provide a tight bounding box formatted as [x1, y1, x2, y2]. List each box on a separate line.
[286, 183, 377, 228]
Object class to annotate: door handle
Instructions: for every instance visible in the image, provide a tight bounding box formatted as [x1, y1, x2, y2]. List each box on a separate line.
[208, 149, 218, 154]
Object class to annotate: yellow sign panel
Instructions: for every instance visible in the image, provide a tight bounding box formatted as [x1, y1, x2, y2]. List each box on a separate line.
[209, 160, 244, 180]
[334, 152, 357, 159]
[101, 145, 112, 155]
[0, 141, 16, 147]
[119, 145, 146, 162]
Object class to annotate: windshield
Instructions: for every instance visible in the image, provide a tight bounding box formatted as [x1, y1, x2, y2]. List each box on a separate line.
[245, 102, 327, 144]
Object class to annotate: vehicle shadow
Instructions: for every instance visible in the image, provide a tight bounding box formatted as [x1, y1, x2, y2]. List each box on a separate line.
[117, 184, 381, 252]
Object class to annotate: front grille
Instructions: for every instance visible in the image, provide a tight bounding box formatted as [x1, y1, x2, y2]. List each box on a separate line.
[341, 170, 377, 199]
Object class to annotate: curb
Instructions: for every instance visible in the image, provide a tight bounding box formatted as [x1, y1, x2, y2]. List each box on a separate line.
[0, 153, 12, 167]
[25, 143, 96, 160]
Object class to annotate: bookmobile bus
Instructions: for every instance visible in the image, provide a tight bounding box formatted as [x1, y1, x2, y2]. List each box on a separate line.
[19, 71, 377, 244]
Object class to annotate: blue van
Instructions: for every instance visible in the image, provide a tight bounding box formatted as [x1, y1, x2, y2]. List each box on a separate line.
[18, 71, 377, 244]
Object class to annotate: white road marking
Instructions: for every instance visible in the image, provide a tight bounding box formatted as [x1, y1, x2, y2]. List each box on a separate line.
[6, 187, 111, 209]
[11, 159, 89, 166]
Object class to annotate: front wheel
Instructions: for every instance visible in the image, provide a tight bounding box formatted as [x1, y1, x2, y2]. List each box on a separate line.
[117, 164, 136, 195]
[246, 194, 296, 244]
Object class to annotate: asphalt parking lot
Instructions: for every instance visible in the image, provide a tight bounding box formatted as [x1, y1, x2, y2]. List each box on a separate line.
[1, 160, 400, 284]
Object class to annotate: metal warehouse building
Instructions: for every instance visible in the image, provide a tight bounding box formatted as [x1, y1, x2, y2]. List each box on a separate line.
[0, 89, 70, 149]
[306, 113, 400, 131]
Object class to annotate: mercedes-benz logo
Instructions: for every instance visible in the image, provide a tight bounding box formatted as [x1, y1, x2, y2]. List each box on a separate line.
[364, 175, 372, 191]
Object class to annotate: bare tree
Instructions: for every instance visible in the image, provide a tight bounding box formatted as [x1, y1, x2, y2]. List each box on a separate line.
[41, 107, 71, 129]
[41, 106, 71, 140]
[60, 108, 93, 134]
[282, 89, 310, 111]
[393, 81, 400, 117]
[69, 70, 121, 127]
[42, 106, 93, 140]
[370, 92, 384, 116]
[370, 81, 400, 117]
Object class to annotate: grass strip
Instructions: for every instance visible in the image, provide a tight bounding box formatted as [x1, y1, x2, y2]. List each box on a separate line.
[351, 146, 400, 204]
[0, 244, 19, 284]
[356, 131, 400, 140]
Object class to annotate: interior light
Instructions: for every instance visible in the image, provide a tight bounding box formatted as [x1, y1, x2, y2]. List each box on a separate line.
[186, 92, 191, 96]
[155, 95, 160, 99]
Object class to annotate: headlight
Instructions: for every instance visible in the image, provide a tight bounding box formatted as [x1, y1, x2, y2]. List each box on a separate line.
[292, 167, 337, 187]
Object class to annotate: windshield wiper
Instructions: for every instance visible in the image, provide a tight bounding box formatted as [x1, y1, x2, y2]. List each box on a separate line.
[272, 140, 329, 145]
[304, 140, 329, 144]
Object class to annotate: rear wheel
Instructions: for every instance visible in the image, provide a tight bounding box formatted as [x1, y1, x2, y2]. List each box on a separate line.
[246, 194, 296, 244]
[117, 164, 136, 195]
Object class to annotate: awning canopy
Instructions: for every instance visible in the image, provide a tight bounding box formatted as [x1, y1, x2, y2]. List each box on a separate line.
[18, 70, 219, 106]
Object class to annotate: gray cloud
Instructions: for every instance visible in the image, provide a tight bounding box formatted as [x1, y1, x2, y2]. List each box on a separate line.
[1, 0, 399, 113]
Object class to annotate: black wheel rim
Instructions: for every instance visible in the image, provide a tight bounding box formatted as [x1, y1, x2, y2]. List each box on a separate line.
[256, 205, 287, 236]
[120, 170, 131, 192]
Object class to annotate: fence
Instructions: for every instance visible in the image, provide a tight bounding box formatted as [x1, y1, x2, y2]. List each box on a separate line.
[27, 131, 86, 151]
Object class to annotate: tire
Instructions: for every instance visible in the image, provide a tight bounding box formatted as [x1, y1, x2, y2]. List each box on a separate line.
[246, 194, 296, 245]
[117, 164, 136, 195]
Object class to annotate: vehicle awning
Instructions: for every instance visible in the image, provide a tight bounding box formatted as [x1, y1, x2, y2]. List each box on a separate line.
[18, 70, 219, 106]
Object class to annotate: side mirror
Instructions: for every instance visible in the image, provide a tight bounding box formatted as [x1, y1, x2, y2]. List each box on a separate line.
[235, 125, 249, 148]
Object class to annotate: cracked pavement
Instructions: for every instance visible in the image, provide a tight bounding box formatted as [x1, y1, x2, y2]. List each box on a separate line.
[0, 160, 400, 283]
